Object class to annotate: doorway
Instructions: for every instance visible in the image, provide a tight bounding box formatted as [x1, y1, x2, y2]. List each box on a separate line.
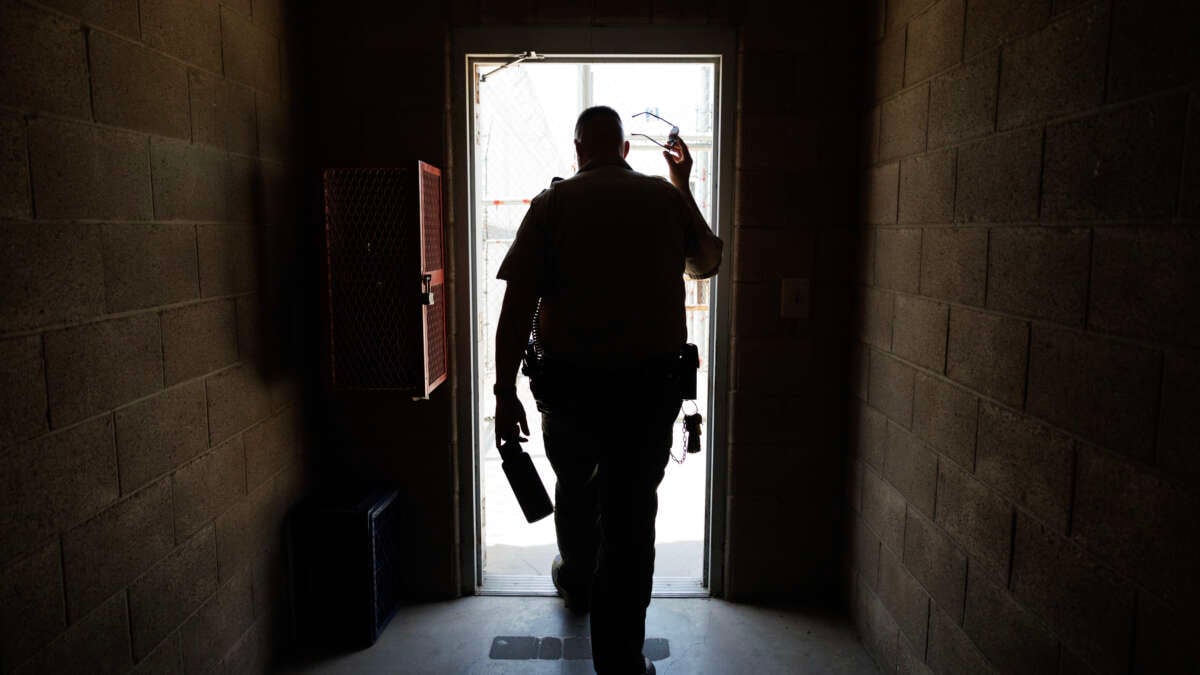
[452, 31, 736, 598]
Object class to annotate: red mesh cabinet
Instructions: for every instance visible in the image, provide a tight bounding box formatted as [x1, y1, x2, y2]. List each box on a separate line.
[323, 163, 447, 396]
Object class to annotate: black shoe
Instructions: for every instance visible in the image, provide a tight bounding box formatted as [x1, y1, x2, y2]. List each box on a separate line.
[551, 555, 590, 614]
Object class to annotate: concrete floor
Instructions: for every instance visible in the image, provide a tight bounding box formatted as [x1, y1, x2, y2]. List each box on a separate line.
[281, 596, 879, 674]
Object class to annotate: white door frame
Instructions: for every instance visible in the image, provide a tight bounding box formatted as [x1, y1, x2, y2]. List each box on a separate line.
[449, 25, 738, 598]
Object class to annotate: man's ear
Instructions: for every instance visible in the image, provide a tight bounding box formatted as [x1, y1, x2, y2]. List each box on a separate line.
[622, 140, 630, 158]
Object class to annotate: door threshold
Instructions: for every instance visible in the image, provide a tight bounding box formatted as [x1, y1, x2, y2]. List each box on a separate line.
[479, 575, 709, 598]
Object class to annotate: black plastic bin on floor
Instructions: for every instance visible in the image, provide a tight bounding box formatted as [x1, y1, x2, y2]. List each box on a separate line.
[288, 486, 403, 649]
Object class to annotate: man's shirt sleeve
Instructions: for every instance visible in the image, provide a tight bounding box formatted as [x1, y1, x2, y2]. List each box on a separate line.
[496, 190, 550, 287]
[681, 195, 723, 280]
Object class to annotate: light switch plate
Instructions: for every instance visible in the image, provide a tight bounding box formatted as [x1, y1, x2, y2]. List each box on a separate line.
[780, 278, 810, 319]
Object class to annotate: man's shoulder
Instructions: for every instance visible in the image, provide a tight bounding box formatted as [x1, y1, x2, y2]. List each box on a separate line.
[558, 167, 679, 199]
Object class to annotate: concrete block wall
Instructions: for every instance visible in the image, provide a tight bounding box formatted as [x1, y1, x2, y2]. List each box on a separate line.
[848, 0, 1199, 673]
[0, 0, 306, 672]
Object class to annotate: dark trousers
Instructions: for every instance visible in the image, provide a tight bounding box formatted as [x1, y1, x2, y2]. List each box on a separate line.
[539, 375, 681, 675]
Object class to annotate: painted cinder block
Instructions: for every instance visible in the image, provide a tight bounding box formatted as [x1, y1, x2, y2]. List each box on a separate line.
[205, 364, 271, 445]
[1010, 514, 1135, 675]
[89, 31, 190, 140]
[1072, 446, 1199, 604]
[101, 223, 200, 313]
[935, 460, 1012, 581]
[903, 510, 967, 623]
[172, 437, 246, 541]
[1106, 0, 1200, 102]
[1158, 350, 1200, 491]
[986, 226, 1089, 325]
[0, 417, 118, 567]
[964, 0, 1052, 57]
[955, 127, 1041, 222]
[899, 149, 954, 224]
[1185, 93, 1200, 220]
[197, 224, 257, 297]
[893, 294, 948, 372]
[0, 335, 49, 447]
[221, 7, 280, 94]
[28, 117, 152, 221]
[227, 156, 259, 225]
[0, 111, 31, 219]
[127, 526, 219, 660]
[877, 545, 931, 650]
[256, 93, 289, 161]
[880, 84, 929, 161]
[887, 0, 937, 30]
[905, 0, 964, 85]
[962, 567, 1058, 675]
[180, 571, 254, 675]
[214, 485, 274, 581]
[866, 163, 899, 225]
[874, 228, 921, 293]
[162, 300, 238, 386]
[852, 400, 888, 470]
[244, 409, 300, 491]
[62, 479, 174, 621]
[12, 592, 133, 675]
[1089, 227, 1200, 348]
[862, 465, 906, 555]
[996, 2, 1108, 130]
[919, 227, 986, 306]
[114, 380, 207, 496]
[927, 604, 996, 674]
[0, 221, 105, 332]
[928, 50, 999, 148]
[739, 51, 798, 114]
[1042, 93, 1188, 220]
[38, 0, 139, 37]
[872, 29, 906, 102]
[0, 1, 91, 119]
[976, 401, 1072, 534]
[151, 138, 229, 222]
[859, 584, 903, 671]
[859, 288, 894, 351]
[220, 619, 268, 675]
[884, 421, 937, 518]
[946, 307, 1028, 407]
[1026, 325, 1160, 462]
[912, 372, 978, 471]
[732, 227, 813, 283]
[0, 541, 65, 671]
[189, 71, 258, 155]
[44, 313, 163, 428]
[139, 0, 221, 72]
[130, 632, 183, 674]
[1133, 592, 1191, 675]
[869, 351, 916, 427]
[733, 336, 812, 395]
[853, 512, 883, 590]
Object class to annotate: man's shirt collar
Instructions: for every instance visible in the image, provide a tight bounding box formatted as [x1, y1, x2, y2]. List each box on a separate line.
[577, 157, 632, 173]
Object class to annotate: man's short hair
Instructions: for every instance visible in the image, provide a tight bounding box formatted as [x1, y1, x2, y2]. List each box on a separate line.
[574, 105, 624, 145]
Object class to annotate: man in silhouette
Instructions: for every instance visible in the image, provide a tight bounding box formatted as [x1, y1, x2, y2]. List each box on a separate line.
[493, 105, 722, 675]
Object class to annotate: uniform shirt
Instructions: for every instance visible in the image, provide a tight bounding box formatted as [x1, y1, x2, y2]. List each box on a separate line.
[496, 158, 723, 366]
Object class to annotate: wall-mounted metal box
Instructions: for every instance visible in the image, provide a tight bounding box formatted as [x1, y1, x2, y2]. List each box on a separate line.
[323, 163, 447, 397]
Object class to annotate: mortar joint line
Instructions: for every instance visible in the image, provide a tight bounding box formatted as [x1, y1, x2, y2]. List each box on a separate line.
[1005, 508, 1017, 590]
[1149, 350, 1166, 467]
[1081, 226, 1094, 330]
[1065, 441, 1079, 538]
[82, 25, 97, 124]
